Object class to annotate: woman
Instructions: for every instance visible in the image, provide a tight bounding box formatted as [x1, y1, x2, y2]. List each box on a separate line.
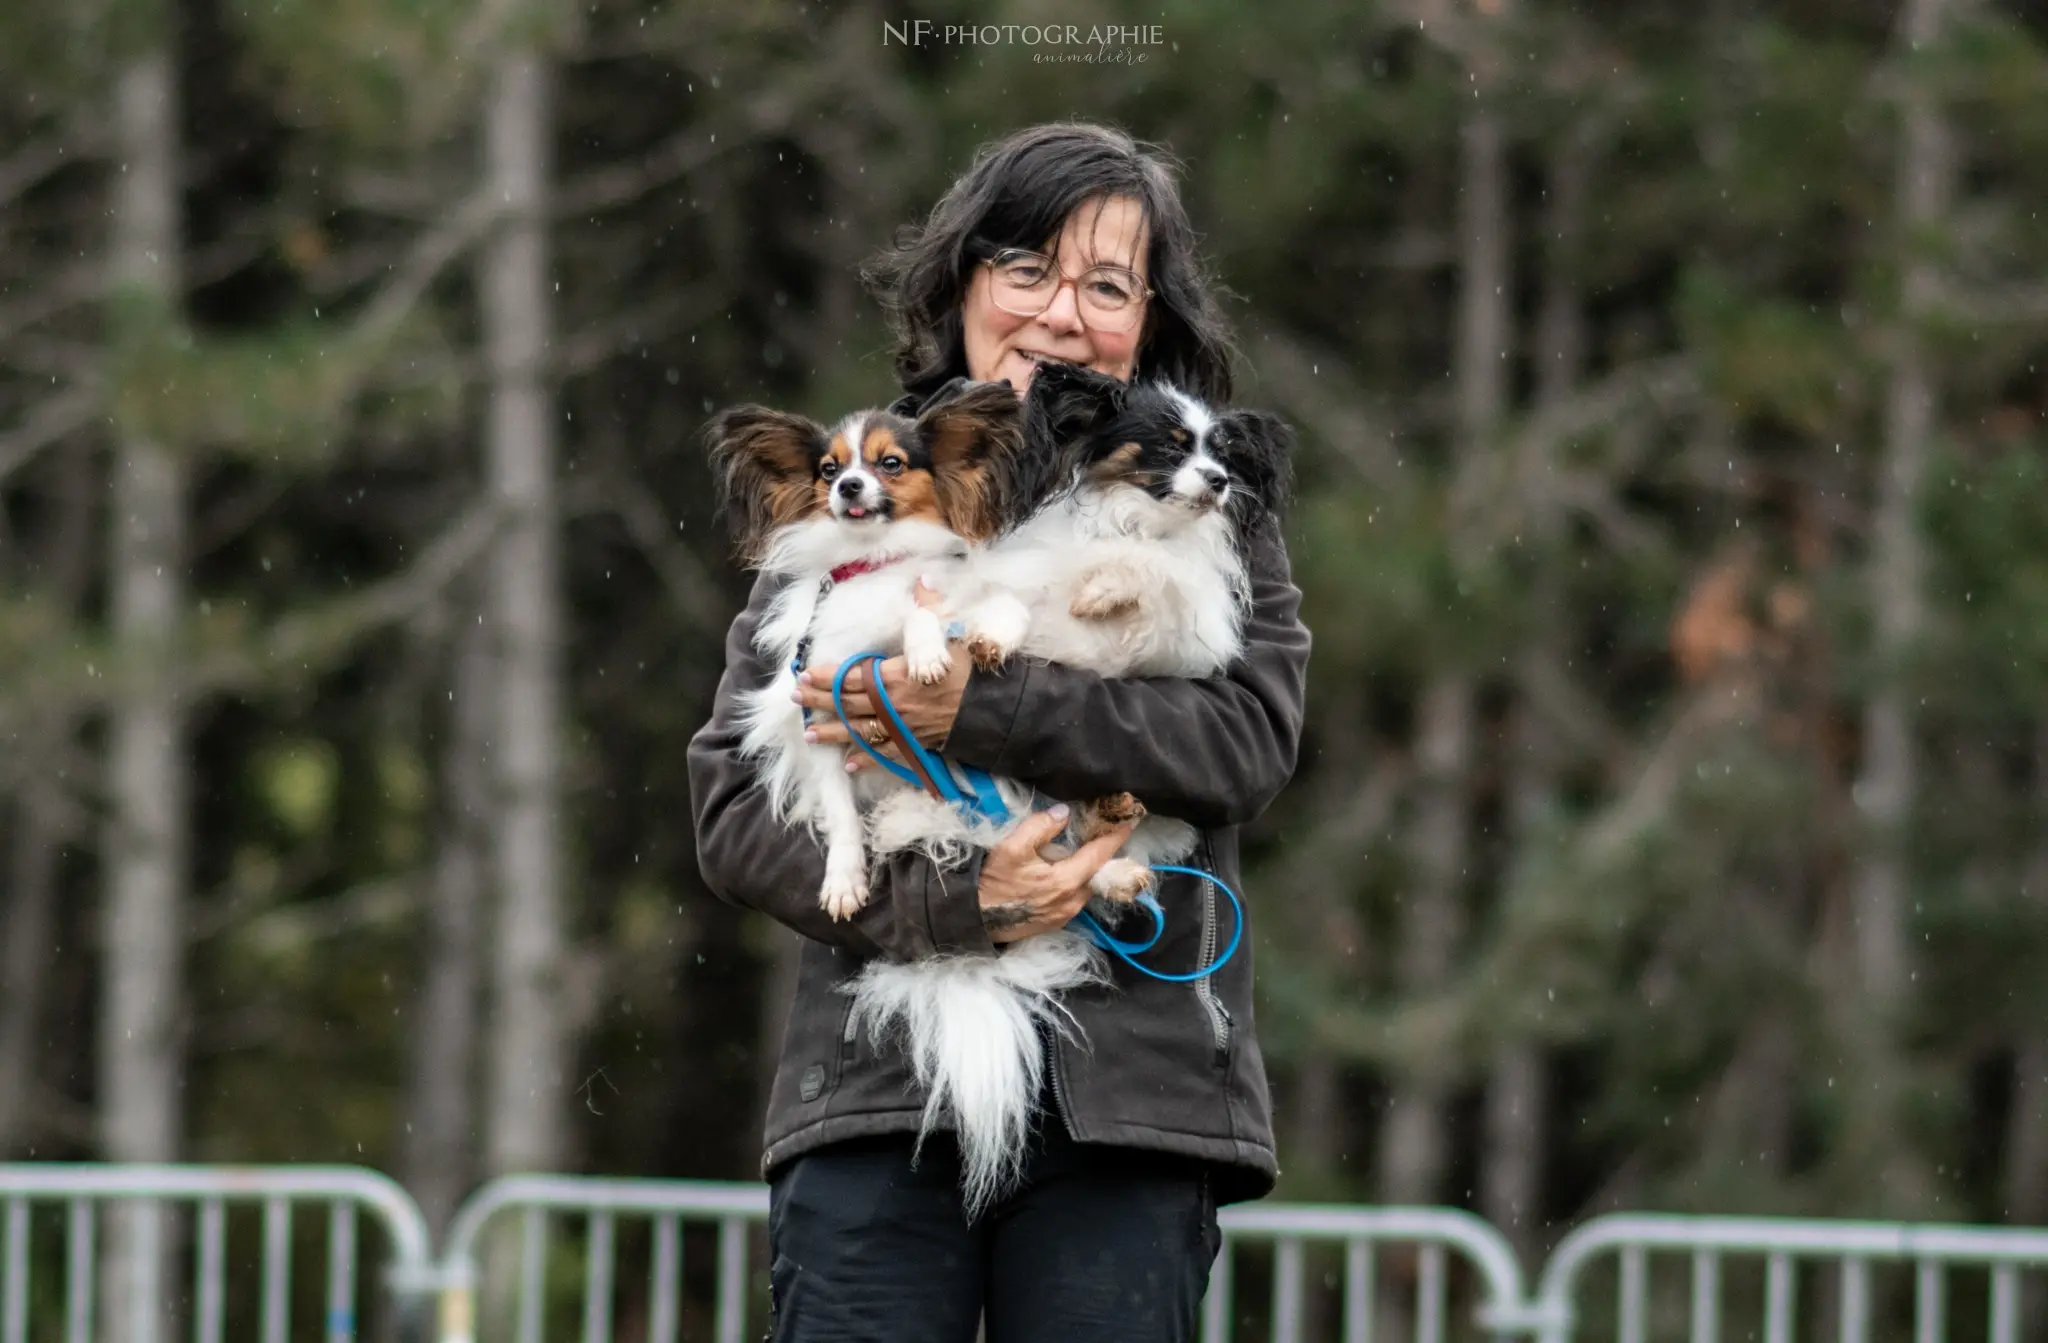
[686, 122, 1311, 1342]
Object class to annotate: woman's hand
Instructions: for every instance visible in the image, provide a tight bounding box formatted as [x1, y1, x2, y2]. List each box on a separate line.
[976, 804, 1136, 944]
[796, 581, 968, 772]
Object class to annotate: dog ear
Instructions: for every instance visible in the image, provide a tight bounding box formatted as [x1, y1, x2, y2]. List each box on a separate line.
[702, 405, 826, 564]
[917, 378, 1022, 471]
[1216, 409, 1295, 516]
[1024, 361, 1126, 452]
[916, 380, 1041, 540]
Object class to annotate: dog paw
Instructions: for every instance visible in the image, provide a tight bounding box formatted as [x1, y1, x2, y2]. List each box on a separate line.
[1090, 858, 1157, 904]
[1084, 792, 1148, 835]
[819, 868, 870, 921]
[966, 632, 1012, 672]
[1070, 568, 1143, 621]
[905, 643, 954, 685]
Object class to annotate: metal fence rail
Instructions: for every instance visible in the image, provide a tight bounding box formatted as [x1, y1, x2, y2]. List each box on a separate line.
[1531, 1214, 2048, 1343]
[1205, 1204, 1536, 1343]
[431, 1179, 1538, 1343]
[433, 1176, 768, 1343]
[0, 1164, 434, 1343]
[15, 1163, 2048, 1342]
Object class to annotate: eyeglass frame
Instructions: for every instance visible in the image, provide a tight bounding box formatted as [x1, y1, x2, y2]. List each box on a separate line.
[976, 246, 1154, 332]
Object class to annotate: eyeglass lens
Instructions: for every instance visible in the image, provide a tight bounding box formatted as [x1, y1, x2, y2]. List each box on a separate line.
[988, 252, 1144, 331]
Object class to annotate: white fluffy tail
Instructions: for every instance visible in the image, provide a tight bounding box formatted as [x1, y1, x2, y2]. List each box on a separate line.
[845, 933, 1104, 1216]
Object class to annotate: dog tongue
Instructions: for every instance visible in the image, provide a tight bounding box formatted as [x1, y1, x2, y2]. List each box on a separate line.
[847, 506, 868, 518]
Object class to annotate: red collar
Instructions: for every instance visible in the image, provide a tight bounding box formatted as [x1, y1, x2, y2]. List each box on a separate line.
[828, 553, 905, 585]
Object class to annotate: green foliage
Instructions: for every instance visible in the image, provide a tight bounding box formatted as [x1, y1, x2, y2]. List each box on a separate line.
[254, 738, 342, 839]
[1295, 479, 1516, 675]
[234, 0, 496, 151]
[1926, 438, 2048, 704]
[1678, 266, 1869, 439]
[106, 283, 461, 461]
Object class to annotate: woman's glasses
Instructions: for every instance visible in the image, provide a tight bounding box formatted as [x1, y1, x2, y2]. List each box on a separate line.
[981, 247, 1151, 334]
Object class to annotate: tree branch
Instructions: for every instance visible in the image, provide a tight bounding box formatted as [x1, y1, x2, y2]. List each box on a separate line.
[0, 381, 99, 485]
[0, 503, 501, 731]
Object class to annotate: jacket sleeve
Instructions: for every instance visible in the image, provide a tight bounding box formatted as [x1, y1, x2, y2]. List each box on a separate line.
[687, 570, 997, 962]
[942, 523, 1311, 830]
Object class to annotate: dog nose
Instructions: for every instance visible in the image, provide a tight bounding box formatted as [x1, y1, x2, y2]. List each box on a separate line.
[837, 476, 865, 499]
[1197, 464, 1228, 495]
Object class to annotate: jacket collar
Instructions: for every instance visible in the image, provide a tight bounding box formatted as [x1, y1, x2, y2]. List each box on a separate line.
[888, 375, 973, 420]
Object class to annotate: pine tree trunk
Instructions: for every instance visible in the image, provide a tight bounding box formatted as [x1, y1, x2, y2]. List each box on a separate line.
[1482, 112, 1588, 1264]
[481, 51, 570, 1181]
[101, 42, 188, 1343]
[403, 578, 491, 1233]
[1846, 0, 1954, 1199]
[1855, 0, 1951, 1021]
[1378, 675, 1473, 1209]
[1378, 89, 1507, 1221]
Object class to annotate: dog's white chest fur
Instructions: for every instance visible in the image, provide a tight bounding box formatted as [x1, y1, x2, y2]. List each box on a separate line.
[977, 483, 1248, 678]
[737, 517, 972, 840]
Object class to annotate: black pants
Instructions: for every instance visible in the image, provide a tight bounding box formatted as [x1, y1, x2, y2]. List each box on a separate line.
[765, 1116, 1222, 1343]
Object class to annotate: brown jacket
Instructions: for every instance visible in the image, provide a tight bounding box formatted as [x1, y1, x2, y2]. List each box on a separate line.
[686, 449, 1312, 1204]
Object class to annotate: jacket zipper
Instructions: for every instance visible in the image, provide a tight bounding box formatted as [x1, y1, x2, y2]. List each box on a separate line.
[1044, 1021, 1078, 1134]
[838, 996, 859, 1080]
[1193, 840, 1233, 1066]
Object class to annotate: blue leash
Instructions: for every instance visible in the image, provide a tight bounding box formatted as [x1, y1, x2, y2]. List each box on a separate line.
[825, 649, 1243, 983]
[830, 652, 1013, 825]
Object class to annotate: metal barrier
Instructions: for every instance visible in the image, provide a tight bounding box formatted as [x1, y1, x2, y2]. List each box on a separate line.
[433, 1176, 767, 1343]
[1205, 1204, 1537, 1343]
[17, 1164, 2048, 1342]
[0, 1164, 434, 1343]
[427, 1178, 1536, 1343]
[1530, 1214, 2048, 1343]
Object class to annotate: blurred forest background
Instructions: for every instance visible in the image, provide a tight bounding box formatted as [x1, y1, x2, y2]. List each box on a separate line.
[4, 0, 2048, 1278]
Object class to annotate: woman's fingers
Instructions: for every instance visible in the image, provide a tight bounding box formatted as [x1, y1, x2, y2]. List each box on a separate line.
[796, 664, 867, 716]
[797, 654, 963, 753]
[843, 737, 910, 774]
[1002, 803, 1074, 856]
[795, 658, 907, 717]
[1051, 821, 1136, 889]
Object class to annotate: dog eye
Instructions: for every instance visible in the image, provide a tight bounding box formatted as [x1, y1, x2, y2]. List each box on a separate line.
[878, 457, 905, 475]
[819, 460, 840, 479]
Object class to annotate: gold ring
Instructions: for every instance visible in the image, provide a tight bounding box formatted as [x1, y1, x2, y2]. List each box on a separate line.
[860, 718, 889, 744]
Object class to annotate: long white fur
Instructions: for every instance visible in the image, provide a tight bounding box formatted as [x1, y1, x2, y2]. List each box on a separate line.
[848, 396, 1259, 1217]
[846, 930, 1104, 1214]
[739, 515, 1005, 920]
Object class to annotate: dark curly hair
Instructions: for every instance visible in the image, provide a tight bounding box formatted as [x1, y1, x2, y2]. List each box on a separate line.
[862, 122, 1237, 406]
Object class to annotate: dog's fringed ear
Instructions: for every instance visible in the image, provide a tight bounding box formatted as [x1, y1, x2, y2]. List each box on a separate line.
[1023, 361, 1127, 456]
[702, 405, 826, 565]
[916, 379, 1042, 540]
[1217, 409, 1296, 517]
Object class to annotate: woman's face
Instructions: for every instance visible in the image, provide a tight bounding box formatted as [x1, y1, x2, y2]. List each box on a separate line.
[962, 194, 1150, 392]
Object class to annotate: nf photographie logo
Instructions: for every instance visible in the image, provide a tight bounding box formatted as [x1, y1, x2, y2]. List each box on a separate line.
[882, 20, 1165, 64]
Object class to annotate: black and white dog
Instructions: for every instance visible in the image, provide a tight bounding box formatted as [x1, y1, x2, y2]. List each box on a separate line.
[852, 363, 1293, 1214]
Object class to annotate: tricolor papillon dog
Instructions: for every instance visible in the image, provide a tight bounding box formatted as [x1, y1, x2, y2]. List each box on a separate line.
[851, 362, 1294, 1213]
[705, 380, 1055, 922]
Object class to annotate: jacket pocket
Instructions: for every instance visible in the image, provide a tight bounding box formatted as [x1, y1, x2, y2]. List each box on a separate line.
[773, 943, 860, 1118]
